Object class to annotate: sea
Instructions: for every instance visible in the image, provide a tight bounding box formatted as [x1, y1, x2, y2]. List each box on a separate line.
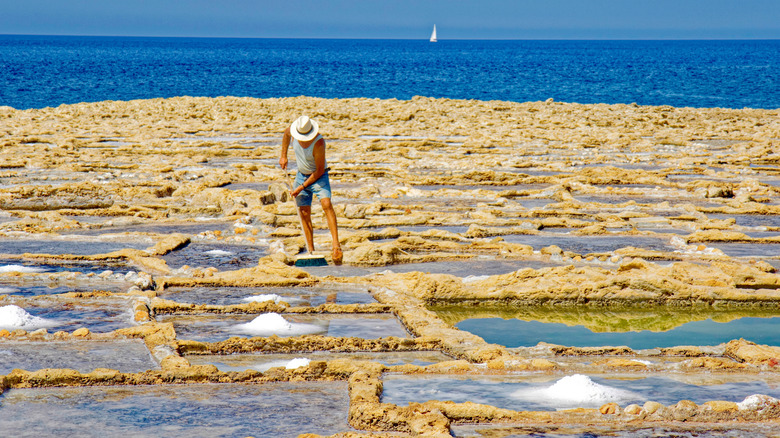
[0, 35, 778, 110]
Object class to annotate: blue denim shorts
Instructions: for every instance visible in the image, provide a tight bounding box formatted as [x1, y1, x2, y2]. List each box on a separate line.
[294, 170, 332, 207]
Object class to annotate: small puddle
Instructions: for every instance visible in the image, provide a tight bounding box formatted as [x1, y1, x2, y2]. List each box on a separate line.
[394, 225, 471, 234]
[381, 373, 780, 411]
[707, 242, 780, 258]
[413, 184, 551, 192]
[162, 242, 268, 270]
[157, 285, 376, 307]
[187, 350, 452, 372]
[516, 199, 556, 209]
[575, 195, 708, 205]
[158, 313, 409, 342]
[222, 182, 271, 191]
[709, 214, 780, 228]
[0, 339, 158, 374]
[0, 382, 351, 437]
[434, 306, 780, 349]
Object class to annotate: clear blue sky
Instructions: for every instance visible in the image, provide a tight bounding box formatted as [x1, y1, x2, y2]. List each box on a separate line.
[2, 0, 778, 39]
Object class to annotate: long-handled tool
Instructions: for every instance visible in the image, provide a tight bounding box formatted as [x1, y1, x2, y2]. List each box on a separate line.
[284, 169, 328, 267]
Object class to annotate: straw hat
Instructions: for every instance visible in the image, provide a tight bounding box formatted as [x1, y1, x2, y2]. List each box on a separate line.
[290, 115, 319, 141]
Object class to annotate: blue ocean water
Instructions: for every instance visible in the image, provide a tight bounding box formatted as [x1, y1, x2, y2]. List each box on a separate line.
[1, 35, 778, 110]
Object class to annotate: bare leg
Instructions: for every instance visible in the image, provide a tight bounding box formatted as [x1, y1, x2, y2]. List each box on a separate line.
[320, 197, 342, 264]
[298, 205, 315, 253]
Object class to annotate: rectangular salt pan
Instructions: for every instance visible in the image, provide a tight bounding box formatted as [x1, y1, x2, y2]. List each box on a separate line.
[0, 339, 158, 374]
[451, 315, 780, 349]
[159, 313, 410, 343]
[0, 382, 351, 437]
[157, 285, 376, 307]
[1, 297, 135, 334]
[381, 374, 780, 412]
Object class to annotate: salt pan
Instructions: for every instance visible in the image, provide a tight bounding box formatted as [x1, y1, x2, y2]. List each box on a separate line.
[511, 374, 639, 408]
[233, 313, 323, 337]
[0, 305, 54, 330]
[0, 287, 18, 294]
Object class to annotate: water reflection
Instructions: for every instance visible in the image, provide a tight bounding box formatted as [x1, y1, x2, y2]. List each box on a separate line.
[431, 305, 780, 349]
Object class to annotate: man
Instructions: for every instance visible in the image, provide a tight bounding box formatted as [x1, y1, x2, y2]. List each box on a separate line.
[279, 115, 343, 265]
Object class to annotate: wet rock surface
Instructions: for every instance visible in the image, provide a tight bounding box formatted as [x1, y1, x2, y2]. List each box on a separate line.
[1, 96, 780, 436]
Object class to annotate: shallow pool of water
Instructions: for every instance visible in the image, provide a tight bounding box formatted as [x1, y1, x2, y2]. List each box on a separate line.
[187, 350, 452, 372]
[381, 373, 780, 411]
[0, 240, 148, 256]
[413, 184, 551, 192]
[0, 282, 127, 297]
[393, 225, 471, 234]
[516, 199, 556, 209]
[1, 297, 135, 333]
[0, 259, 133, 275]
[503, 234, 674, 254]
[575, 195, 699, 205]
[301, 258, 568, 278]
[159, 313, 409, 343]
[223, 182, 271, 191]
[162, 242, 268, 270]
[452, 424, 778, 437]
[157, 285, 376, 307]
[68, 222, 231, 236]
[708, 214, 780, 228]
[0, 339, 157, 374]
[0, 382, 351, 437]
[452, 313, 780, 349]
[707, 242, 780, 258]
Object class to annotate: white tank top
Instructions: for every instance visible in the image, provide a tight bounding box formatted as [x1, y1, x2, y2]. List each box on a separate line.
[293, 134, 324, 175]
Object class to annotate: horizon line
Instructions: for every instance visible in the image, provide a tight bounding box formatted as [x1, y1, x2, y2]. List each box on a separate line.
[2, 33, 779, 42]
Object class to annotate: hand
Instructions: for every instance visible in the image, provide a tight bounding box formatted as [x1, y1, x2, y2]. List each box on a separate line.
[290, 185, 304, 198]
[279, 156, 288, 170]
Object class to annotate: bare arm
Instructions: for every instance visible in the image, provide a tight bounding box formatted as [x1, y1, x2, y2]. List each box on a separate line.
[279, 128, 291, 170]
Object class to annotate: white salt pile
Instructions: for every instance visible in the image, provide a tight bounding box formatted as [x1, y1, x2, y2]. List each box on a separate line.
[205, 249, 234, 256]
[0, 287, 19, 294]
[0, 305, 54, 331]
[241, 294, 284, 304]
[250, 357, 312, 372]
[285, 358, 311, 369]
[0, 265, 47, 273]
[511, 374, 640, 409]
[233, 313, 323, 337]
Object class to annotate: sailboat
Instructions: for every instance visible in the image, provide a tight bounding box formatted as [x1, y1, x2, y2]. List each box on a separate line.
[430, 25, 437, 42]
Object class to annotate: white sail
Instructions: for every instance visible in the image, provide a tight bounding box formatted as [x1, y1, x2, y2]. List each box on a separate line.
[430, 25, 437, 42]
